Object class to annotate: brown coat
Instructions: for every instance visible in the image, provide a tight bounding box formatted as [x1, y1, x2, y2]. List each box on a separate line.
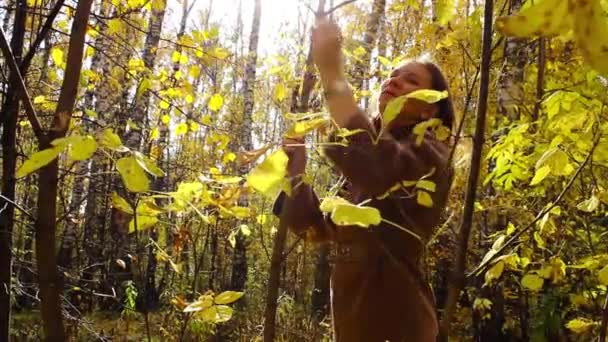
[274, 112, 453, 342]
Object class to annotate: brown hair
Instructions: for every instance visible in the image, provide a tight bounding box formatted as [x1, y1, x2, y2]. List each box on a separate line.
[419, 61, 455, 131]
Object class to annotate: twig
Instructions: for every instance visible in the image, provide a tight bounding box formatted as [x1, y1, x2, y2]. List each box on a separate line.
[21, 0, 66, 71]
[304, 0, 358, 17]
[0, 25, 45, 142]
[0, 193, 35, 220]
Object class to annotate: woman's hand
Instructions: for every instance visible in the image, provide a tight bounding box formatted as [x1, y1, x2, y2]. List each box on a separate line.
[283, 137, 306, 178]
[311, 16, 343, 74]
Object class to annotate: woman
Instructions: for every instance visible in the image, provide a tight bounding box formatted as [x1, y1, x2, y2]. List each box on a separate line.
[274, 16, 455, 342]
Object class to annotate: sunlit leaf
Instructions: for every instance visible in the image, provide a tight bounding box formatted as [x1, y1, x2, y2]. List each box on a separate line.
[246, 149, 289, 199]
[319, 196, 351, 213]
[435, 0, 455, 26]
[184, 295, 214, 313]
[69, 135, 97, 161]
[100, 129, 128, 152]
[382, 95, 408, 125]
[116, 157, 150, 192]
[111, 192, 133, 214]
[208, 93, 224, 111]
[577, 195, 600, 212]
[496, 0, 571, 38]
[128, 215, 158, 233]
[175, 122, 189, 136]
[134, 152, 165, 177]
[284, 118, 327, 138]
[565, 318, 597, 334]
[521, 273, 544, 291]
[16, 146, 64, 178]
[530, 165, 551, 185]
[416, 191, 434, 208]
[214, 291, 244, 305]
[51, 48, 63, 65]
[330, 203, 382, 228]
[484, 261, 505, 286]
[405, 89, 449, 103]
[273, 83, 287, 102]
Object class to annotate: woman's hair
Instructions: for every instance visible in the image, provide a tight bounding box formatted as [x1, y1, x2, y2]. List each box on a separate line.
[419, 61, 455, 131]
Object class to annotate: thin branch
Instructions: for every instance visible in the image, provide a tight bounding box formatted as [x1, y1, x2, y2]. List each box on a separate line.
[439, 0, 494, 337]
[0, 193, 35, 220]
[0, 25, 45, 142]
[21, 0, 65, 71]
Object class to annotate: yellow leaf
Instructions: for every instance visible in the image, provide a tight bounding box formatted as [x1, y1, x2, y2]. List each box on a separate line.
[208, 93, 224, 111]
[319, 196, 351, 213]
[175, 122, 188, 136]
[406, 89, 449, 103]
[184, 295, 214, 313]
[246, 149, 289, 199]
[214, 291, 244, 305]
[171, 51, 181, 63]
[99, 129, 128, 152]
[34, 95, 46, 104]
[161, 114, 170, 124]
[16, 146, 64, 178]
[51, 48, 63, 65]
[484, 261, 505, 285]
[116, 157, 150, 192]
[417, 191, 434, 208]
[189, 65, 201, 78]
[134, 152, 165, 177]
[416, 180, 436, 192]
[382, 95, 408, 126]
[190, 121, 199, 132]
[330, 203, 382, 228]
[200, 305, 233, 323]
[577, 195, 600, 212]
[107, 19, 124, 35]
[284, 118, 327, 138]
[273, 83, 287, 102]
[598, 265, 608, 285]
[128, 215, 158, 233]
[521, 273, 544, 291]
[69, 135, 97, 161]
[496, 0, 571, 38]
[565, 318, 597, 334]
[111, 192, 133, 214]
[160, 100, 170, 110]
[150, 128, 160, 140]
[574, 0, 608, 73]
[435, 0, 455, 26]
[185, 94, 194, 104]
[530, 165, 551, 186]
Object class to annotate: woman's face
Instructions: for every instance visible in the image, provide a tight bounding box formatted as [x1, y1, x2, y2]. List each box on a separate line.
[378, 62, 439, 127]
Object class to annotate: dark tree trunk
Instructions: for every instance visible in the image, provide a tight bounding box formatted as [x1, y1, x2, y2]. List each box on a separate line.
[34, 0, 94, 339]
[310, 244, 331, 321]
[0, 1, 26, 339]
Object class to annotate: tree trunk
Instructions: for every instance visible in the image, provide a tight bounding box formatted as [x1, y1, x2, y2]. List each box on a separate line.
[496, 0, 528, 121]
[351, 0, 386, 92]
[127, 0, 167, 150]
[229, 0, 262, 294]
[0, 1, 26, 339]
[34, 0, 93, 340]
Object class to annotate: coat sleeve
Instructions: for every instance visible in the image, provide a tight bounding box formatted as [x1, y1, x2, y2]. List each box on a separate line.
[272, 180, 334, 242]
[323, 112, 451, 197]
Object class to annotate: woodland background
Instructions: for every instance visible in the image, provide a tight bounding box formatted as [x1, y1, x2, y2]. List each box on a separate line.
[1, 0, 608, 341]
